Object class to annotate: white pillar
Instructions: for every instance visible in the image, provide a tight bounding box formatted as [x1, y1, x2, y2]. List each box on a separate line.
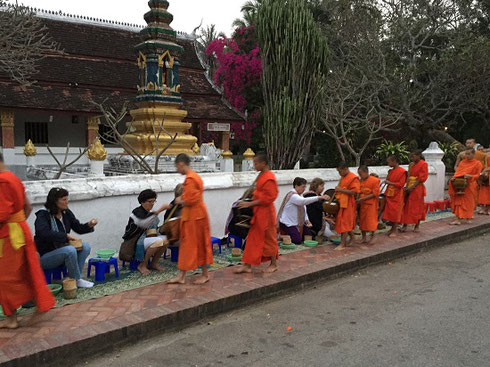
[89, 160, 105, 177]
[26, 156, 36, 167]
[423, 142, 446, 201]
[241, 160, 254, 172]
[221, 158, 234, 172]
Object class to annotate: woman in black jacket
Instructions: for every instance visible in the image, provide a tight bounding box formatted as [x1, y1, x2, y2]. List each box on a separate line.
[34, 188, 98, 288]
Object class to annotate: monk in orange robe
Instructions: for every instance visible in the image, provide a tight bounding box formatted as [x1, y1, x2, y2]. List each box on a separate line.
[357, 165, 380, 245]
[234, 152, 279, 274]
[169, 154, 213, 285]
[0, 153, 55, 329]
[334, 162, 361, 250]
[401, 151, 429, 232]
[449, 149, 483, 225]
[454, 138, 487, 171]
[477, 155, 490, 215]
[382, 155, 407, 237]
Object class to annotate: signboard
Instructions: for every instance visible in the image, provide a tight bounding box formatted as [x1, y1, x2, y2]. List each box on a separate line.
[207, 122, 230, 132]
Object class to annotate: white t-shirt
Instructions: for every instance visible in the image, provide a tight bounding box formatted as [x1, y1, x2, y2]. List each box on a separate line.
[279, 189, 319, 227]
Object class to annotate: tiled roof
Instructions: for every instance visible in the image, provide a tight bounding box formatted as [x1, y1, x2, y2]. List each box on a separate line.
[0, 17, 241, 122]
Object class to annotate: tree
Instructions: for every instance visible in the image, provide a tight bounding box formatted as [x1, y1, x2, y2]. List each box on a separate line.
[320, 0, 400, 166]
[0, 1, 59, 85]
[257, 0, 329, 169]
[380, 0, 490, 143]
[196, 24, 225, 77]
[232, 0, 263, 28]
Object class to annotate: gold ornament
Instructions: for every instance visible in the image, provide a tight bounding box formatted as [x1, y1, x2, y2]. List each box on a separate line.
[192, 143, 200, 154]
[222, 150, 233, 159]
[87, 138, 107, 161]
[243, 148, 255, 160]
[23, 139, 37, 156]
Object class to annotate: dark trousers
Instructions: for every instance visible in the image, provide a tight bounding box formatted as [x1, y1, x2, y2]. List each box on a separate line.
[280, 223, 313, 244]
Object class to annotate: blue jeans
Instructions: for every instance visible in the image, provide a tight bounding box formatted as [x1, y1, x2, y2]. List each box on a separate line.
[40, 243, 91, 280]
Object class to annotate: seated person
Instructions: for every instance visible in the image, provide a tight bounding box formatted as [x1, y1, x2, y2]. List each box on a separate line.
[304, 178, 337, 239]
[123, 189, 171, 275]
[278, 177, 329, 244]
[34, 188, 97, 288]
[164, 184, 183, 222]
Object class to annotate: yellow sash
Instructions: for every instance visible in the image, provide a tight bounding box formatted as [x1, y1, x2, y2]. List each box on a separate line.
[386, 186, 395, 197]
[0, 210, 26, 257]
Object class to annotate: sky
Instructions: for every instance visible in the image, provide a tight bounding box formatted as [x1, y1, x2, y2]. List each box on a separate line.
[10, 0, 244, 36]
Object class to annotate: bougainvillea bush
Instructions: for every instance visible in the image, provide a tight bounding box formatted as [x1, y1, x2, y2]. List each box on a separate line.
[206, 26, 263, 146]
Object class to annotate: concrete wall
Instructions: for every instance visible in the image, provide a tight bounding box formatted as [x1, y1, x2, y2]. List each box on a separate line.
[24, 163, 443, 254]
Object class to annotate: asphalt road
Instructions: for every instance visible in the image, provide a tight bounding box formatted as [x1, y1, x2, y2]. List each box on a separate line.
[79, 233, 490, 367]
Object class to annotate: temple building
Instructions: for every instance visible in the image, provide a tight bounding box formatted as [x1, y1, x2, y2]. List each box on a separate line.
[0, 3, 243, 172]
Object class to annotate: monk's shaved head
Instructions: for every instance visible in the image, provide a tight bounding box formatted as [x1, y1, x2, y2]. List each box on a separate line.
[358, 165, 369, 173]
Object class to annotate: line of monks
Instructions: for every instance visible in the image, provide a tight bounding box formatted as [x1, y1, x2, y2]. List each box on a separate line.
[1, 143, 489, 329]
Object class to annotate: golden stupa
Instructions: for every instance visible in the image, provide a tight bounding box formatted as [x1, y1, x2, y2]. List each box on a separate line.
[124, 0, 197, 156]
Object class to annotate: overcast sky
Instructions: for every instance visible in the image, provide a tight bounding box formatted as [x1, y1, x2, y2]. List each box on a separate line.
[12, 0, 244, 35]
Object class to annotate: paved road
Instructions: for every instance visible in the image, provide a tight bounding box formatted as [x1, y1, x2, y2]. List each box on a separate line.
[80, 234, 490, 367]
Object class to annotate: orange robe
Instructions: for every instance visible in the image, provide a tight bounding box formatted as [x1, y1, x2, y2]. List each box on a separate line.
[402, 160, 429, 225]
[359, 175, 380, 232]
[449, 159, 483, 219]
[335, 172, 361, 234]
[0, 171, 55, 316]
[382, 166, 407, 223]
[178, 170, 214, 271]
[478, 156, 490, 205]
[242, 170, 279, 266]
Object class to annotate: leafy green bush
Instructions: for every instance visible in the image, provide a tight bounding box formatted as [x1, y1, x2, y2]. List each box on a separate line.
[375, 140, 410, 164]
[438, 141, 460, 173]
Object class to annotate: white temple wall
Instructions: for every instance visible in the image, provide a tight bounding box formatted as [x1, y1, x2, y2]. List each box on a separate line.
[24, 164, 443, 253]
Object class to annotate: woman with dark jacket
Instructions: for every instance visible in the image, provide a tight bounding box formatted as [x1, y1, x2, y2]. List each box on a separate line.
[34, 188, 98, 288]
[304, 178, 338, 238]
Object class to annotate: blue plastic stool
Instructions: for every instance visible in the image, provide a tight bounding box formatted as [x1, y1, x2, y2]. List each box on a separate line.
[87, 257, 119, 282]
[122, 259, 140, 271]
[43, 266, 68, 284]
[211, 237, 222, 254]
[227, 234, 244, 249]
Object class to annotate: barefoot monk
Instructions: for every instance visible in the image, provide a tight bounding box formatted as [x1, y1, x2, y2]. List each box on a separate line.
[383, 155, 407, 237]
[234, 152, 279, 274]
[478, 155, 490, 215]
[449, 149, 483, 225]
[357, 166, 380, 245]
[401, 151, 428, 232]
[334, 162, 360, 250]
[0, 153, 55, 329]
[169, 154, 214, 285]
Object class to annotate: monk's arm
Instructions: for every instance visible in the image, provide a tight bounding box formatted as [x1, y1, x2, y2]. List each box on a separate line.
[24, 197, 33, 219]
[247, 181, 278, 207]
[181, 179, 201, 206]
[454, 154, 462, 171]
[358, 194, 375, 202]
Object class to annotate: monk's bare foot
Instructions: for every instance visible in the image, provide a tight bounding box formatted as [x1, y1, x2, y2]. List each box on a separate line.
[360, 245, 369, 250]
[464, 219, 473, 224]
[234, 265, 252, 274]
[399, 226, 407, 233]
[413, 226, 420, 233]
[168, 276, 186, 284]
[137, 263, 150, 275]
[263, 265, 278, 273]
[450, 220, 461, 225]
[0, 315, 18, 329]
[335, 245, 346, 251]
[387, 231, 397, 238]
[193, 275, 209, 284]
[346, 236, 354, 246]
[366, 238, 376, 246]
[149, 263, 165, 272]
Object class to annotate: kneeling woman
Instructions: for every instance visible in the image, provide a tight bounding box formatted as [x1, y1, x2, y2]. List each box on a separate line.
[34, 188, 98, 288]
[123, 189, 171, 275]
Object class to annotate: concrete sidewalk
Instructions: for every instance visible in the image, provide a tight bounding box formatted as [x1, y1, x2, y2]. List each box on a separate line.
[1, 216, 489, 367]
